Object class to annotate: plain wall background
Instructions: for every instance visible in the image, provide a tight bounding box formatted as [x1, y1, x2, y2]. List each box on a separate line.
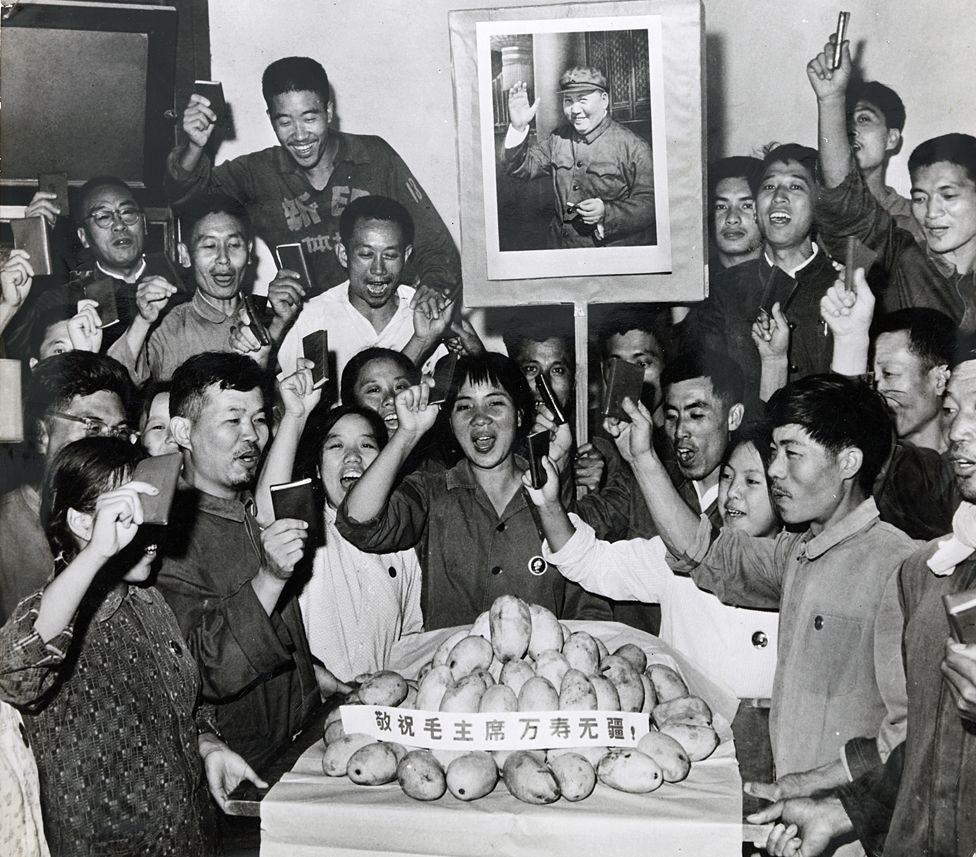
[208, 0, 976, 295]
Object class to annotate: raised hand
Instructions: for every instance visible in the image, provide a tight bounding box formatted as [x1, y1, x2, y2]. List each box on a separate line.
[521, 455, 560, 507]
[820, 267, 874, 338]
[24, 191, 61, 228]
[806, 34, 852, 102]
[604, 397, 656, 468]
[0, 249, 35, 311]
[268, 270, 306, 326]
[508, 81, 540, 132]
[182, 93, 218, 149]
[393, 383, 439, 440]
[278, 357, 322, 419]
[67, 300, 104, 353]
[135, 275, 178, 324]
[752, 301, 790, 360]
[86, 482, 158, 561]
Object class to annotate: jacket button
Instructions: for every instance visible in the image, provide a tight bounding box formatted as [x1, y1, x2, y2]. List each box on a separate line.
[576, 160, 584, 167]
[814, 615, 824, 630]
[572, 184, 580, 191]
[751, 631, 768, 648]
[491, 565, 503, 575]
[388, 566, 397, 578]
[496, 522, 506, 532]
[789, 364, 799, 373]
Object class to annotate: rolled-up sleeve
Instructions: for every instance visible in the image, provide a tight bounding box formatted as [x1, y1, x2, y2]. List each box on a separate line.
[335, 473, 430, 554]
[543, 514, 671, 604]
[669, 518, 786, 610]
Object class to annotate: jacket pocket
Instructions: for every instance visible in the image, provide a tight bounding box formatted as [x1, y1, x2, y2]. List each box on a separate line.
[799, 612, 864, 696]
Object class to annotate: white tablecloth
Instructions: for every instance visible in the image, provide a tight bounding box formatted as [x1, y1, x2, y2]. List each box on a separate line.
[260, 622, 744, 857]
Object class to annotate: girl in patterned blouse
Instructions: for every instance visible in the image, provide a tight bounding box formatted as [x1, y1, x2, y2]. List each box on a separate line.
[0, 437, 266, 857]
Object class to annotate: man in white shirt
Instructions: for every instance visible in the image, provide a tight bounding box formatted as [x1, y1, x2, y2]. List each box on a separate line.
[276, 195, 448, 381]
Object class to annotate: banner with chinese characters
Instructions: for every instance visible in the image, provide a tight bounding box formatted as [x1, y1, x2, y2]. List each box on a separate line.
[340, 706, 650, 751]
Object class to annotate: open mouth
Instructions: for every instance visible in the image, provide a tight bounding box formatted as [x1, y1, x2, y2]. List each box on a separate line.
[339, 473, 362, 490]
[211, 271, 237, 288]
[721, 229, 746, 240]
[675, 447, 696, 465]
[383, 412, 399, 428]
[952, 456, 976, 476]
[366, 281, 391, 296]
[290, 141, 317, 159]
[471, 433, 496, 454]
[237, 449, 260, 466]
[767, 211, 791, 226]
[724, 506, 746, 519]
[926, 225, 949, 240]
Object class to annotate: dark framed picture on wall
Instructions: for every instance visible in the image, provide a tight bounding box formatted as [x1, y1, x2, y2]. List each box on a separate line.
[477, 14, 672, 280]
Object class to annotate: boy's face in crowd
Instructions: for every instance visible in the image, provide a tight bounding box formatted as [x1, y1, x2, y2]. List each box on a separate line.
[873, 329, 947, 441]
[562, 89, 609, 136]
[910, 161, 976, 259]
[945, 360, 976, 502]
[319, 413, 381, 507]
[718, 441, 778, 538]
[848, 100, 900, 172]
[604, 329, 666, 413]
[78, 184, 145, 271]
[34, 321, 73, 365]
[268, 89, 332, 171]
[513, 338, 574, 410]
[41, 390, 128, 461]
[175, 385, 268, 498]
[352, 357, 412, 436]
[712, 177, 761, 260]
[756, 159, 815, 251]
[450, 377, 519, 472]
[767, 424, 851, 526]
[337, 217, 412, 313]
[664, 376, 739, 482]
[189, 212, 251, 301]
[140, 392, 178, 457]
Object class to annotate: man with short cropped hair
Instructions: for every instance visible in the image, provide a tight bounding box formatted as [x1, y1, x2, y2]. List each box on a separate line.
[108, 199, 257, 383]
[694, 145, 837, 411]
[810, 37, 976, 327]
[709, 156, 764, 270]
[629, 373, 915, 790]
[165, 57, 460, 300]
[748, 339, 976, 857]
[274, 195, 449, 380]
[0, 351, 134, 621]
[157, 352, 325, 777]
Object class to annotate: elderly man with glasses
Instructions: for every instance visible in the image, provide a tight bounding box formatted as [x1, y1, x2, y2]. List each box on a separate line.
[0, 351, 134, 622]
[70, 176, 189, 350]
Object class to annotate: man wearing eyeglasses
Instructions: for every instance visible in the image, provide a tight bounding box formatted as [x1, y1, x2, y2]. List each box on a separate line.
[69, 176, 188, 350]
[0, 351, 134, 622]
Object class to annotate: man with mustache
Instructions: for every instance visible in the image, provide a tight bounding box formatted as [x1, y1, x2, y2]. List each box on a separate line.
[274, 195, 449, 381]
[621, 373, 917, 804]
[748, 340, 976, 857]
[157, 353, 337, 782]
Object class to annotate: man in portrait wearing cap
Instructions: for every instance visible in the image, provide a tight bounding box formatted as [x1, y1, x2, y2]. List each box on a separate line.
[503, 66, 656, 249]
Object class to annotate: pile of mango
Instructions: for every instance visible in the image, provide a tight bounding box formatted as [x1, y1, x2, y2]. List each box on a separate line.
[321, 594, 720, 804]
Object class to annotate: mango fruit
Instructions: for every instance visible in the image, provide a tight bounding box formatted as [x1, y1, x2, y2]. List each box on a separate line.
[636, 731, 691, 783]
[502, 751, 561, 804]
[359, 670, 409, 707]
[597, 748, 663, 793]
[446, 751, 497, 800]
[397, 750, 447, 801]
[549, 752, 596, 801]
[489, 595, 532, 662]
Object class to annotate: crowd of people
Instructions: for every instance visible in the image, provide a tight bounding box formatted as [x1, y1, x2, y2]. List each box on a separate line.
[0, 29, 974, 857]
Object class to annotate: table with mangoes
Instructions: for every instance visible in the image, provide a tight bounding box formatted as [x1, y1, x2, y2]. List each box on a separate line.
[255, 595, 750, 857]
